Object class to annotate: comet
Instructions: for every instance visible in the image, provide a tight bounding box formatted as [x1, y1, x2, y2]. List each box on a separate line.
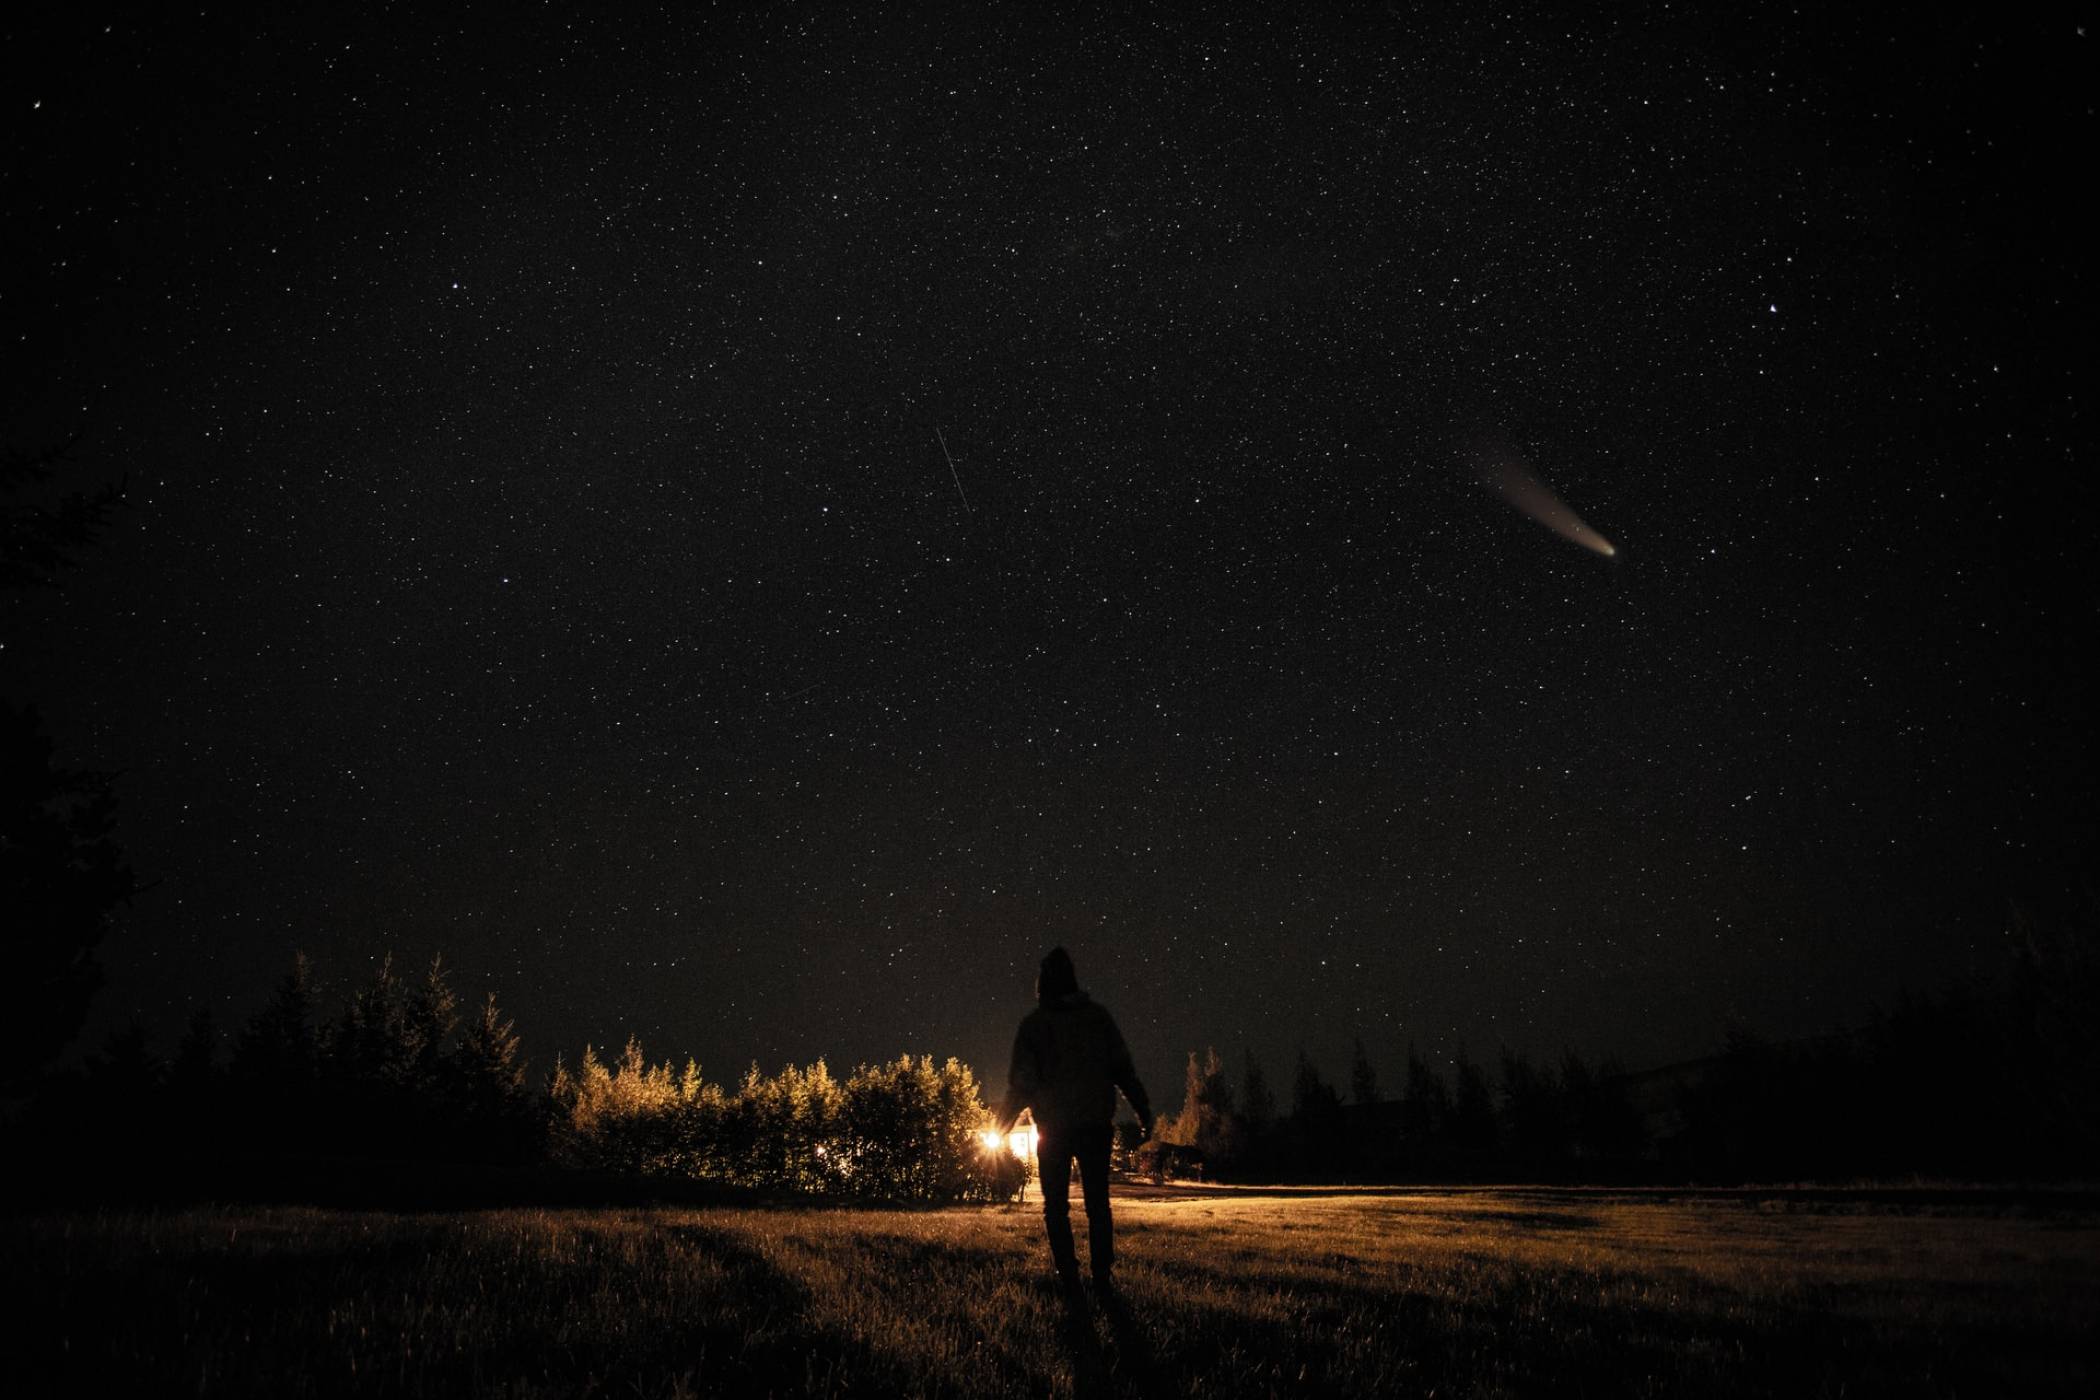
[1474, 444, 1617, 558]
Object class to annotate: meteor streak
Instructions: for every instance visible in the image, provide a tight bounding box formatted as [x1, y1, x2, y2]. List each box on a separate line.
[1475, 445, 1617, 558]
[934, 426, 971, 514]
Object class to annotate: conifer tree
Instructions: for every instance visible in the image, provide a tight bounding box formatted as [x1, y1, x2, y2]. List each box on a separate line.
[456, 991, 527, 1099]
[1350, 1036, 1379, 1106]
[232, 952, 318, 1089]
[2, 443, 134, 1087]
[2, 703, 137, 1088]
[1500, 1048, 1566, 1171]
[1167, 1047, 1240, 1163]
[1292, 1050, 1341, 1122]
[451, 990, 537, 1161]
[1450, 1045, 1498, 1156]
[83, 1021, 164, 1100]
[1240, 1048, 1276, 1135]
[403, 954, 460, 1093]
[171, 1007, 220, 1091]
[1400, 1043, 1451, 1143]
[332, 952, 411, 1086]
[168, 1006, 223, 1136]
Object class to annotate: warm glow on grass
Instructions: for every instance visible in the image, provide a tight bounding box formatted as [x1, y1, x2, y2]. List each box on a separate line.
[12, 1192, 2094, 1395]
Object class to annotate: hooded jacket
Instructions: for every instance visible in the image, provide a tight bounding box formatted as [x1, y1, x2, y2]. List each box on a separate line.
[997, 989, 1151, 1136]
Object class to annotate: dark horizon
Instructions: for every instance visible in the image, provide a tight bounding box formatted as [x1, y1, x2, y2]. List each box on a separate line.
[6, 6, 2089, 1105]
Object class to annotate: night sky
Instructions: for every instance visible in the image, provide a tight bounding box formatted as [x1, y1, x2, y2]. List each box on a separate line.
[7, 6, 2089, 1099]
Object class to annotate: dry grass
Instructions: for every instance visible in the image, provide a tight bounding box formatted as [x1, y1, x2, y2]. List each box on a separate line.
[8, 1188, 2097, 1397]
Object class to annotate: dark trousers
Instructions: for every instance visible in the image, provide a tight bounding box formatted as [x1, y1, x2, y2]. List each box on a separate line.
[1037, 1123, 1115, 1280]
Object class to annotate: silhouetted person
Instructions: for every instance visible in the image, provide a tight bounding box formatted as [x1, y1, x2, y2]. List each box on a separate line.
[994, 946, 1152, 1296]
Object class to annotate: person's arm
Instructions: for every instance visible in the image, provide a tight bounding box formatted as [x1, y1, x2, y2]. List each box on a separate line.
[1106, 1015, 1152, 1138]
[994, 1018, 1037, 1134]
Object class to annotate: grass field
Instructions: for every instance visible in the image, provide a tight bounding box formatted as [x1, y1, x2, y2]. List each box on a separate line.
[8, 1186, 2097, 1397]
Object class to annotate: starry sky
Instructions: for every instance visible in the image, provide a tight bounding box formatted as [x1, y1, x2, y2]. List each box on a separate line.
[6, 5, 2089, 1098]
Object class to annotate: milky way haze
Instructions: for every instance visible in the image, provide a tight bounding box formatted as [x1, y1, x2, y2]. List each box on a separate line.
[5, 6, 2087, 1098]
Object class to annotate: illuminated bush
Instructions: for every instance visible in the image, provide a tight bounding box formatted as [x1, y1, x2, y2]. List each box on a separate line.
[546, 1043, 1021, 1203]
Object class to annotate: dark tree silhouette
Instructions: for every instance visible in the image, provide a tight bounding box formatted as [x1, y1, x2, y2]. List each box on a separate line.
[403, 955, 461, 1098]
[1288, 1049, 1345, 1174]
[1399, 1044, 1451, 1145]
[1349, 1037, 1379, 1106]
[1499, 1049, 1568, 1174]
[0, 704, 136, 1088]
[1449, 1046, 1498, 1157]
[452, 990, 540, 1162]
[2006, 904, 2100, 1171]
[231, 953, 320, 1102]
[1, 437, 135, 1087]
[81, 1021, 164, 1112]
[330, 953, 412, 1091]
[166, 1007, 225, 1142]
[456, 992, 527, 1099]
[1, 435, 123, 591]
[1291, 1050, 1337, 1120]
[170, 1008, 222, 1094]
[1240, 1048, 1276, 1136]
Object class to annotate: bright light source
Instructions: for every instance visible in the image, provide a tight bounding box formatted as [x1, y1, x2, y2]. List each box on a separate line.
[981, 1126, 1038, 1158]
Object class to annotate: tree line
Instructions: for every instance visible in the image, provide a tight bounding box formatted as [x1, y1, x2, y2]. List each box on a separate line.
[20, 911, 2098, 1202]
[1151, 918, 2099, 1184]
[25, 951, 1022, 1205]
[1147, 1039, 1647, 1183]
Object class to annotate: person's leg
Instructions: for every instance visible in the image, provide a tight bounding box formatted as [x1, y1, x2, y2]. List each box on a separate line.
[1037, 1131, 1079, 1282]
[1076, 1123, 1115, 1285]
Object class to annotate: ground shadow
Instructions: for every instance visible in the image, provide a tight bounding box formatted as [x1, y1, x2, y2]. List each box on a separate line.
[15, 1217, 913, 1398]
[661, 1222, 939, 1392]
[1467, 1209, 1603, 1231]
[1097, 1288, 1162, 1394]
[813, 1229, 1167, 1398]
[1056, 1287, 1114, 1399]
